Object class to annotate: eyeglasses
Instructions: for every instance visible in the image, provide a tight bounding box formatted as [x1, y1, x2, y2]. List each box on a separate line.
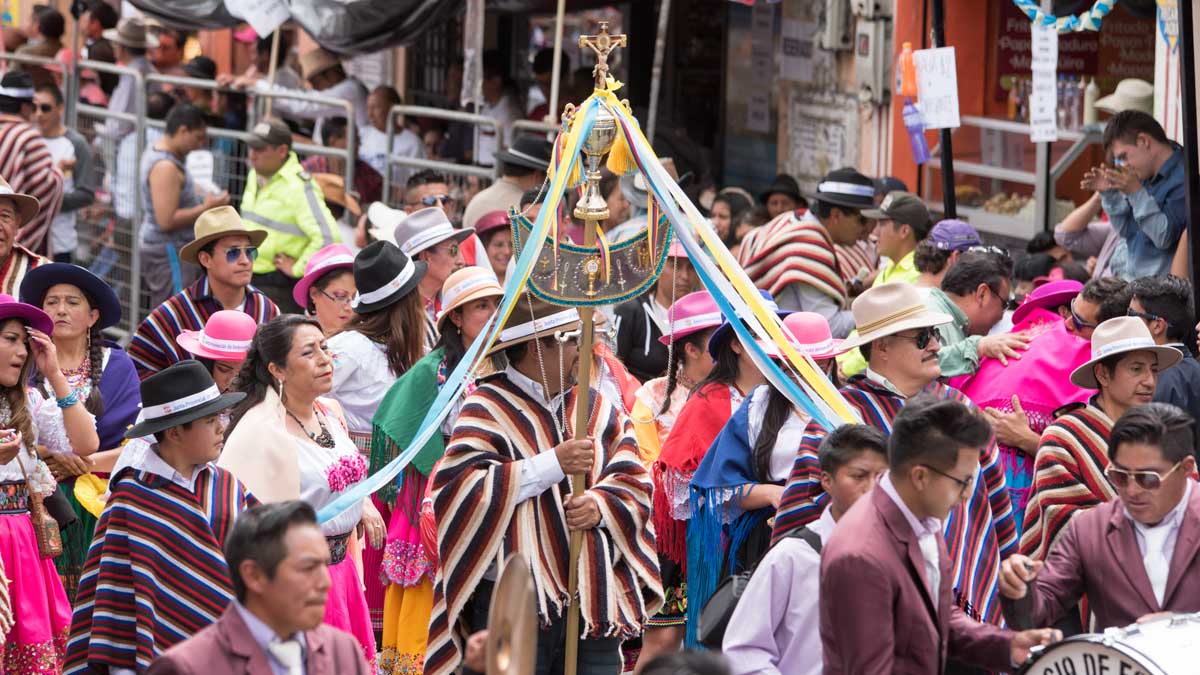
[35, 103, 54, 113]
[1105, 462, 1182, 491]
[892, 326, 938, 350]
[987, 284, 1019, 312]
[1127, 307, 1173, 328]
[1069, 297, 1099, 330]
[319, 289, 353, 306]
[223, 246, 259, 263]
[435, 242, 460, 257]
[920, 464, 975, 496]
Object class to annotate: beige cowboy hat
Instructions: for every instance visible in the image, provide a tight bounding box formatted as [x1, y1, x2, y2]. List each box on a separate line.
[178, 206, 269, 266]
[1095, 79, 1154, 116]
[102, 17, 160, 50]
[487, 292, 581, 356]
[837, 282, 954, 352]
[299, 48, 341, 82]
[0, 175, 40, 227]
[436, 266, 504, 332]
[1069, 316, 1182, 389]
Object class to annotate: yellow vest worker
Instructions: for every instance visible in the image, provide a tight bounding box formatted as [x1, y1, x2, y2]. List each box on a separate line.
[241, 119, 341, 312]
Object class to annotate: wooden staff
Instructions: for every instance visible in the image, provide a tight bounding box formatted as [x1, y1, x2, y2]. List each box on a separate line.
[264, 30, 281, 118]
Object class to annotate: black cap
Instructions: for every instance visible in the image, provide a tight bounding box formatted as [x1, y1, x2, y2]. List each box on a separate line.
[495, 134, 552, 172]
[809, 167, 877, 211]
[183, 56, 217, 81]
[0, 71, 34, 102]
[247, 118, 292, 149]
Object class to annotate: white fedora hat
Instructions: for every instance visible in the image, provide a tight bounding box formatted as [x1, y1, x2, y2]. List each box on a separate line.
[1069, 316, 1182, 389]
[1095, 79, 1154, 116]
[838, 282, 954, 352]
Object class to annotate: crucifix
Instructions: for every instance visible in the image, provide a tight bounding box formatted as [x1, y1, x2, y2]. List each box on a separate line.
[579, 21, 627, 89]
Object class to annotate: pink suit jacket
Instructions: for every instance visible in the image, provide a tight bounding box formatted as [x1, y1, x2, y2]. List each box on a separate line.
[820, 486, 1014, 674]
[1003, 481, 1200, 630]
[145, 605, 370, 675]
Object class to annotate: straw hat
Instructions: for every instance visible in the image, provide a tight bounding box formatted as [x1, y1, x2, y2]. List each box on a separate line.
[487, 293, 581, 356]
[178, 206, 269, 266]
[1069, 316, 1182, 389]
[300, 47, 341, 82]
[311, 173, 361, 218]
[102, 17, 160, 50]
[436, 267, 503, 332]
[0, 175, 40, 228]
[837, 283, 954, 352]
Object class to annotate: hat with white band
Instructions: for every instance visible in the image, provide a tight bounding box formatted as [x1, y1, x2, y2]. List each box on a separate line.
[177, 310, 258, 362]
[436, 266, 504, 331]
[1069, 316, 1181, 389]
[658, 290, 723, 346]
[0, 71, 34, 102]
[806, 167, 878, 211]
[350, 240, 426, 315]
[0, 175, 40, 228]
[125, 360, 245, 438]
[488, 293, 582, 356]
[293, 243, 356, 308]
[392, 207, 472, 258]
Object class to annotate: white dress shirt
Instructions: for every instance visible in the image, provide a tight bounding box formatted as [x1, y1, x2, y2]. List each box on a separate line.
[503, 366, 568, 503]
[880, 472, 944, 603]
[1127, 479, 1193, 606]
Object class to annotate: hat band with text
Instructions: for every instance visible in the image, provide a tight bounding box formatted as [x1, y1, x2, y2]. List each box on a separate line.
[499, 309, 580, 343]
[308, 254, 354, 277]
[1092, 337, 1157, 361]
[142, 385, 221, 420]
[817, 181, 876, 198]
[198, 333, 252, 354]
[401, 223, 458, 256]
[669, 311, 723, 336]
[442, 274, 500, 310]
[352, 263, 416, 308]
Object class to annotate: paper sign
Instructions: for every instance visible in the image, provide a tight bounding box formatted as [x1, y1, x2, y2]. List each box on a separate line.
[1029, 24, 1058, 143]
[912, 47, 960, 129]
[780, 20, 815, 83]
[747, 90, 771, 133]
[225, 0, 290, 37]
[186, 150, 218, 196]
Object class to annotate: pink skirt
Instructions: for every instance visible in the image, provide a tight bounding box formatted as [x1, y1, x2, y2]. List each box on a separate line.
[0, 511, 71, 674]
[325, 549, 378, 671]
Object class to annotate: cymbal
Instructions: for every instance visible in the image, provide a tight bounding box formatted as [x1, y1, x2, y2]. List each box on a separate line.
[486, 554, 538, 675]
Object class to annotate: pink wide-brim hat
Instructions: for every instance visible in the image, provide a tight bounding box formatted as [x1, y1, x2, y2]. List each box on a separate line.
[657, 290, 723, 346]
[760, 311, 847, 361]
[177, 310, 258, 361]
[292, 244, 356, 308]
[1011, 279, 1083, 326]
[0, 293, 52, 335]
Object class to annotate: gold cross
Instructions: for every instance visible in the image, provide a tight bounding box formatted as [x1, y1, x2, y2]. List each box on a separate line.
[578, 21, 627, 89]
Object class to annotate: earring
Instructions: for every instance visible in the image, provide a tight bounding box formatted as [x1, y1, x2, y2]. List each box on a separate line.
[277, 378, 287, 404]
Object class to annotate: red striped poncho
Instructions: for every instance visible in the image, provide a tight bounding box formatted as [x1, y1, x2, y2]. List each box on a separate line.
[736, 210, 848, 308]
[772, 375, 1017, 625]
[423, 374, 663, 675]
[64, 464, 257, 673]
[1018, 402, 1116, 561]
[0, 116, 64, 255]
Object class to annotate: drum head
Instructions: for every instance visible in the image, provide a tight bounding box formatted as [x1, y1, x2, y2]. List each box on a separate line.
[1021, 614, 1200, 675]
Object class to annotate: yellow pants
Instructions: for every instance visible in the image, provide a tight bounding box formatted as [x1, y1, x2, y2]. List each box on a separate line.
[378, 578, 435, 675]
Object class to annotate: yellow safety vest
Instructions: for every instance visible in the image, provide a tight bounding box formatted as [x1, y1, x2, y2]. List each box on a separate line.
[241, 152, 340, 277]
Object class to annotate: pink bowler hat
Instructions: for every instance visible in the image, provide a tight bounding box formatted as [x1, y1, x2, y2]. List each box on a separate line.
[0, 293, 52, 335]
[474, 210, 511, 237]
[1011, 279, 1083, 325]
[177, 310, 257, 361]
[658, 290, 722, 346]
[292, 244, 356, 308]
[760, 311, 846, 361]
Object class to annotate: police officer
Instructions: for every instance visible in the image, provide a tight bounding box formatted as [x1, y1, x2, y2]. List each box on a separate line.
[241, 118, 340, 313]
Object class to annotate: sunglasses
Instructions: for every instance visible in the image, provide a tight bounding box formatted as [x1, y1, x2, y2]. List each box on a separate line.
[319, 289, 353, 306]
[1070, 297, 1098, 330]
[223, 246, 259, 263]
[1105, 462, 1182, 491]
[920, 464, 975, 496]
[416, 194, 454, 207]
[893, 326, 938, 350]
[1127, 307, 1173, 328]
[967, 245, 1014, 269]
[35, 103, 54, 113]
[987, 284, 1019, 312]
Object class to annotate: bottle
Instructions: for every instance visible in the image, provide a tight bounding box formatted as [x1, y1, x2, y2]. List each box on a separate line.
[1007, 79, 1019, 120]
[903, 99, 930, 165]
[1083, 77, 1099, 126]
[898, 42, 919, 99]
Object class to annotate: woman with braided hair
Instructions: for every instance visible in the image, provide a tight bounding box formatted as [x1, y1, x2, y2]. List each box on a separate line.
[18, 263, 141, 600]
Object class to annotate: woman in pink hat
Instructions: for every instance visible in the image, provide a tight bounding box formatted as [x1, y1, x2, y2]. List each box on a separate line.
[294, 243, 357, 338]
[177, 310, 258, 397]
[473, 210, 513, 284]
[614, 240, 697, 382]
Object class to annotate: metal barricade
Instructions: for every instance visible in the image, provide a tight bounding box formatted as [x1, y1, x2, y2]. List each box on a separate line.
[249, 87, 357, 192]
[382, 105, 497, 213]
[511, 119, 561, 139]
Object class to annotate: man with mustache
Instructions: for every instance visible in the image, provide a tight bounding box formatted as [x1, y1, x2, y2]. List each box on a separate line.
[147, 501, 371, 674]
[773, 282, 1017, 639]
[1019, 317, 1179, 561]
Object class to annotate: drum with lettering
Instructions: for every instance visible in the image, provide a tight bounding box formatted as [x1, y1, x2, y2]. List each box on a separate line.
[1019, 613, 1200, 675]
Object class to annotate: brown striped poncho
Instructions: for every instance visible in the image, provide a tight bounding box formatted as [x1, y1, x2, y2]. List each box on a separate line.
[1019, 401, 1117, 561]
[424, 373, 664, 675]
[0, 115, 64, 255]
[736, 210, 848, 307]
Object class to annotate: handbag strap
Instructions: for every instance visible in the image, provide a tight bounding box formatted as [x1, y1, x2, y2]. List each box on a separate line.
[13, 450, 41, 504]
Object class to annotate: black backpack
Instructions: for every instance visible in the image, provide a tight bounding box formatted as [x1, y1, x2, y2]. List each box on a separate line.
[696, 526, 822, 649]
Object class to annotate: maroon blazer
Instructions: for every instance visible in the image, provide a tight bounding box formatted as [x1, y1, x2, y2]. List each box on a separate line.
[145, 605, 370, 675]
[1003, 481, 1200, 631]
[820, 486, 1013, 674]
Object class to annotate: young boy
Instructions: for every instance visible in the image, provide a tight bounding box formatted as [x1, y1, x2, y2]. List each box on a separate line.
[723, 424, 889, 675]
[65, 360, 257, 674]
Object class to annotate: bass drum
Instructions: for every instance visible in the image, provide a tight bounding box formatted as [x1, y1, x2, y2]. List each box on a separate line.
[1020, 612, 1200, 675]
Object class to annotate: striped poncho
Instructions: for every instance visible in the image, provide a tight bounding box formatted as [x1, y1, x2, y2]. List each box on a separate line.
[64, 464, 257, 673]
[0, 115, 64, 254]
[1018, 401, 1116, 561]
[772, 375, 1017, 625]
[424, 374, 663, 675]
[736, 210, 848, 307]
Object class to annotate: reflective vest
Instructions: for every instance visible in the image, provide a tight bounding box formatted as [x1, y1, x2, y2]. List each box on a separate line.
[241, 152, 340, 277]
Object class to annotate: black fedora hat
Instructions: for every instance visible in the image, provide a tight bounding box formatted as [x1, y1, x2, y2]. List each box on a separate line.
[808, 167, 877, 211]
[20, 263, 123, 329]
[125, 360, 245, 439]
[350, 240, 427, 315]
[758, 174, 804, 206]
[494, 135, 552, 172]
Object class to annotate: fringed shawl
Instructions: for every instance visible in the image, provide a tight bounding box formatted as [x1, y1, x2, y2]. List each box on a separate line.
[423, 375, 663, 675]
[370, 347, 446, 512]
[736, 210, 847, 307]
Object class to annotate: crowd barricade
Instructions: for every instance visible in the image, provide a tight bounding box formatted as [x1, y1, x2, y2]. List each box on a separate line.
[249, 87, 357, 192]
[382, 104, 496, 217]
[510, 118, 560, 140]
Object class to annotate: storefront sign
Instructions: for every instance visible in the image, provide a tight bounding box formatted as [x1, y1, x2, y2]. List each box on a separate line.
[912, 47, 960, 129]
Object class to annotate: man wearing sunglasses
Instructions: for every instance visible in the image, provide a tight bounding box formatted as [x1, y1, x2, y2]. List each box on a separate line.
[1001, 403, 1200, 631]
[775, 282, 1018, 640]
[1129, 276, 1200, 448]
[1020, 317, 1180, 565]
[240, 118, 340, 314]
[31, 84, 95, 264]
